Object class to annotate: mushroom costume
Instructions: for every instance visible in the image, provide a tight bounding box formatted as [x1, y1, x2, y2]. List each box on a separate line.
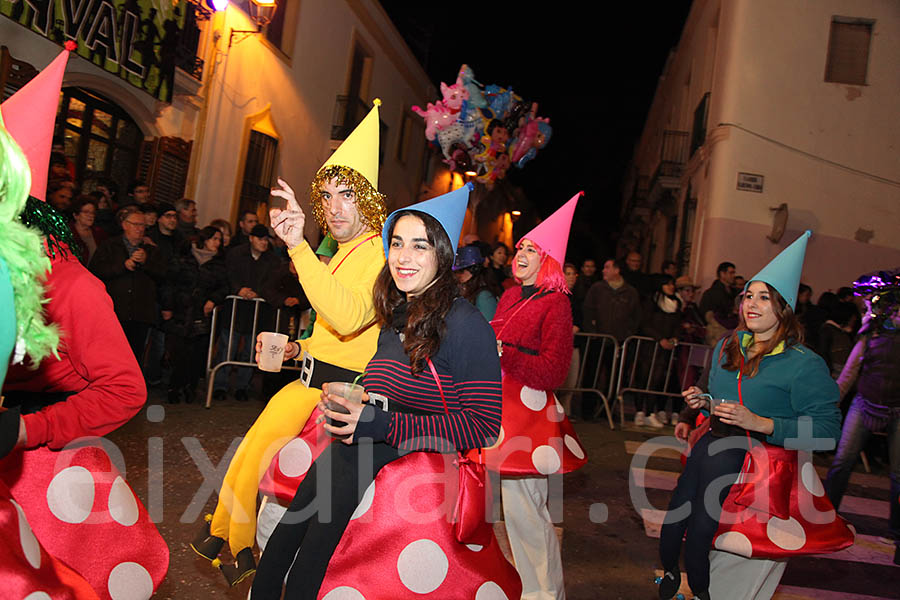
[252, 184, 522, 599]
[0, 47, 168, 600]
[476, 192, 587, 600]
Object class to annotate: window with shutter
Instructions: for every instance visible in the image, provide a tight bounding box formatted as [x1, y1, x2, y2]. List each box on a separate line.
[824, 18, 874, 85]
[237, 130, 278, 220]
[137, 136, 193, 204]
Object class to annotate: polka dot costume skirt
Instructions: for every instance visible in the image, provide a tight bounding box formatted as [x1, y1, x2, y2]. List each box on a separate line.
[713, 443, 855, 559]
[260, 421, 523, 599]
[0, 445, 169, 599]
[474, 378, 587, 476]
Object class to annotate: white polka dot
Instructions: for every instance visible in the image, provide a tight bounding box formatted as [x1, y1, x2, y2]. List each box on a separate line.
[320, 587, 367, 600]
[801, 461, 825, 497]
[546, 399, 565, 423]
[714, 531, 753, 557]
[766, 516, 806, 551]
[531, 445, 561, 475]
[47, 466, 95, 524]
[23, 593, 52, 600]
[564, 435, 585, 460]
[847, 523, 857, 538]
[350, 480, 375, 521]
[484, 426, 504, 450]
[278, 439, 313, 478]
[12, 500, 40, 569]
[108, 562, 154, 600]
[396, 539, 449, 594]
[108, 476, 139, 526]
[465, 543, 483, 552]
[475, 581, 509, 600]
[520, 386, 547, 411]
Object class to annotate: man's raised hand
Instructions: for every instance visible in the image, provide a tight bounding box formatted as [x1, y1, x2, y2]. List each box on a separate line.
[270, 177, 306, 249]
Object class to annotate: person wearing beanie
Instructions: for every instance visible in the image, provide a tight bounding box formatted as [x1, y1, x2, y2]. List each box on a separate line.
[251, 184, 521, 599]
[453, 243, 501, 320]
[194, 100, 388, 585]
[478, 192, 588, 600]
[658, 232, 847, 600]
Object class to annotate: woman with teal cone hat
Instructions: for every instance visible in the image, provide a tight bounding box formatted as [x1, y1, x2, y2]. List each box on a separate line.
[658, 231, 849, 600]
[251, 183, 521, 599]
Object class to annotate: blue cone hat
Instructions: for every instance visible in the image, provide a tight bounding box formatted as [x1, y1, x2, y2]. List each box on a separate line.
[744, 230, 811, 310]
[382, 182, 471, 257]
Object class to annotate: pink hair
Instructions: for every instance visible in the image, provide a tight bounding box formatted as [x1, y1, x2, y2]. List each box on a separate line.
[514, 239, 569, 294]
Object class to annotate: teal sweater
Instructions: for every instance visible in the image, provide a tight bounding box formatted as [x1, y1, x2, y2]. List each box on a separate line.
[708, 333, 841, 449]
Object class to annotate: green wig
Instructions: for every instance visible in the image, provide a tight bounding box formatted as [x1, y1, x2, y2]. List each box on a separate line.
[0, 113, 59, 366]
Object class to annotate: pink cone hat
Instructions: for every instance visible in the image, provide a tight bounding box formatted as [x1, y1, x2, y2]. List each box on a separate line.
[0, 43, 74, 201]
[519, 191, 582, 265]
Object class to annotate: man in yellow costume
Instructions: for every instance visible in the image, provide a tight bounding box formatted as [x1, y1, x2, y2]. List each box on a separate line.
[192, 100, 386, 585]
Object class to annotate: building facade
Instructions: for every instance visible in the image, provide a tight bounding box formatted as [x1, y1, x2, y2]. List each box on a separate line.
[1, 0, 435, 243]
[621, 0, 900, 294]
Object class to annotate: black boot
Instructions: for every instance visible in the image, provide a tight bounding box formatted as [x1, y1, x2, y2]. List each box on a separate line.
[182, 384, 196, 404]
[190, 514, 225, 561]
[220, 547, 256, 586]
[656, 568, 680, 600]
[167, 387, 181, 404]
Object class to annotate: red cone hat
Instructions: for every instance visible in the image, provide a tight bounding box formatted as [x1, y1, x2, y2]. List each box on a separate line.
[518, 191, 582, 265]
[0, 44, 73, 201]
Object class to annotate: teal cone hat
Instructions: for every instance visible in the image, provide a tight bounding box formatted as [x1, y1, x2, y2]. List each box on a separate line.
[382, 183, 471, 256]
[744, 230, 811, 310]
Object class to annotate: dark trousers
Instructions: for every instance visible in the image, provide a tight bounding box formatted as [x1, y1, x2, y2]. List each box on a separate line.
[168, 333, 207, 393]
[120, 320, 150, 368]
[251, 441, 403, 599]
[659, 432, 748, 594]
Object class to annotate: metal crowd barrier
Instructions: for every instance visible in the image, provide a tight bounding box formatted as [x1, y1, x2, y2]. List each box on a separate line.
[204, 295, 302, 408]
[556, 333, 620, 429]
[614, 335, 714, 424]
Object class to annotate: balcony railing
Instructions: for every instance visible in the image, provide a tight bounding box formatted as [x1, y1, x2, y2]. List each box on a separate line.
[654, 130, 689, 180]
[175, 2, 206, 81]
[331, 95, 388, 163]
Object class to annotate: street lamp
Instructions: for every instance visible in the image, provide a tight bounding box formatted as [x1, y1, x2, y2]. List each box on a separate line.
[221, 0, 278, 47]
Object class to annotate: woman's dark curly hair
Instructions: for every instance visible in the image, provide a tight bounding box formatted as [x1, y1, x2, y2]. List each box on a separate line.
[373, 210, 459, 374]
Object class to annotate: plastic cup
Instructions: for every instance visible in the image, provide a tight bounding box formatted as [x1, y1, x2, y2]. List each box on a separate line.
[324, 382, 365, 440]
[709, 397, 738, 437]
[257, 332, 289, 372]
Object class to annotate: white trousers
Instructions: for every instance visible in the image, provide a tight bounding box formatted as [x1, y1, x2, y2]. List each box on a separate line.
[501, 477, 565, 600]
[708, 550, 787, 599]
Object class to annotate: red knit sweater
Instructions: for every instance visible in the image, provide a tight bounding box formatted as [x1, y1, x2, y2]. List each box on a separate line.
[3, 253, 146, 449]
[492, 286, 573, 391]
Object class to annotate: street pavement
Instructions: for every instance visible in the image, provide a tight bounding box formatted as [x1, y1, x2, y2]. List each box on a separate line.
[107, 388, 897, 599]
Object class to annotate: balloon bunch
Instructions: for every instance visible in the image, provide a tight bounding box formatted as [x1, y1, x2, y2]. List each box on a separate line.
[412, 65, 552, 187]
[853, 267, 900, 333]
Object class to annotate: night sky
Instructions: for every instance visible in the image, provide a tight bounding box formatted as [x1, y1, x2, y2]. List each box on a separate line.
[379, 1, 693, 263]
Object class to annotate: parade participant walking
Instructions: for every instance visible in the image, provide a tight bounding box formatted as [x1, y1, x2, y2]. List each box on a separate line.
[481, 192, 588, 600]
[251, 184, 520, 599]
[192, 100, 387, 585]
[1, 50, 168, 598]
[658, 232, 844, 600]
[825, 268, 900, 565]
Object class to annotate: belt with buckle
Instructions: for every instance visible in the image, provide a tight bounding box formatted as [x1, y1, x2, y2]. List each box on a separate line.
[298, 351, 361, 390]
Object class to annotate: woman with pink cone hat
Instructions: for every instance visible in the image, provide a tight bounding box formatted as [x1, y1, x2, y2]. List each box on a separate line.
[476, 192, 588, 599]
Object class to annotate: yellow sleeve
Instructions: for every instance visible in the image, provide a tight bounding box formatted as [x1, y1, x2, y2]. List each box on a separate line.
[289, 238, 384, 337]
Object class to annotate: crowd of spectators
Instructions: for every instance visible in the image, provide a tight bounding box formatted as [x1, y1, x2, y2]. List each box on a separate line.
[45, 162, 309, 405]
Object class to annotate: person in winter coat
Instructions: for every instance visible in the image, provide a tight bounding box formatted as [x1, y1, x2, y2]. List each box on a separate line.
[164, 226, 229, 403]
[635, 275, 683, 428]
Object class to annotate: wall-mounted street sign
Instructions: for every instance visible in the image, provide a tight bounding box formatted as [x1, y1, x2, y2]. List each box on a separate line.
[1, 0, 199, 103]
[737, 172, 764, 193]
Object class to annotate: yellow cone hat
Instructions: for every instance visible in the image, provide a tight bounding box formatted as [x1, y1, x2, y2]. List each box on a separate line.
[320, 98, 381, 189]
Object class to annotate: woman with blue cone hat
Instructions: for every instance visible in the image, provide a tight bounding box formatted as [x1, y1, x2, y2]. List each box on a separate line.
[658, 231, 850, 600]
[251, 183, 521, 599]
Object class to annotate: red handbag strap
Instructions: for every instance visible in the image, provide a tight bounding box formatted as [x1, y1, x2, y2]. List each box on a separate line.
[428, 358, 482, 462]
[427, 358, 449, 416]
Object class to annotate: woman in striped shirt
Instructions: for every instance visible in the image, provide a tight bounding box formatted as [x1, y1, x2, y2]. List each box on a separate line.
[252, 187, 521, 599]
